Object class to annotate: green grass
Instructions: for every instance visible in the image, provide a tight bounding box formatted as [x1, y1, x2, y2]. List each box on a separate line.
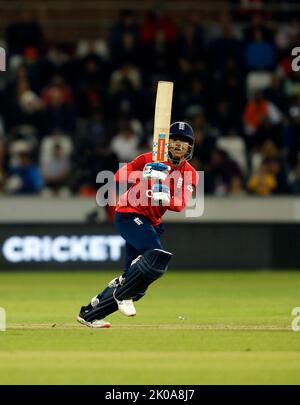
[0, 270, 300, 384]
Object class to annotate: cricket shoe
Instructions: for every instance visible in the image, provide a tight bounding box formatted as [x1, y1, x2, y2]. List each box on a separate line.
[77, 306, 111, 328]
[117, 299, 136, 317]
[77, 315, 111, 328]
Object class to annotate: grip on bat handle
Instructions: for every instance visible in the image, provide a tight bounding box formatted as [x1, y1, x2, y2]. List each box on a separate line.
[159, 179, 163, 206]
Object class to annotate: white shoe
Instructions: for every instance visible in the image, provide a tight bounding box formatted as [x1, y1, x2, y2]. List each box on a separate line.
[77, 316, 111, 328]
[117, 299, 136, 317]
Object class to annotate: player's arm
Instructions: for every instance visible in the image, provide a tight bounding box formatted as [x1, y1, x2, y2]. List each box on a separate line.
[115, 154, 147, 183]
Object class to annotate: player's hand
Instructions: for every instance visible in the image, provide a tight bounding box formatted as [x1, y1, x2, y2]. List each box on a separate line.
[143, 162, 170, 181]
[147, 183, 170, 204]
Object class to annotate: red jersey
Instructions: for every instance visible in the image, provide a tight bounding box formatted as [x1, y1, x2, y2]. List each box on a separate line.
[115, 152, 199, 226]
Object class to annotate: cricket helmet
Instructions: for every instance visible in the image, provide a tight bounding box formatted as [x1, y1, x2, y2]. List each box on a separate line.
[168, 121, 195, 164]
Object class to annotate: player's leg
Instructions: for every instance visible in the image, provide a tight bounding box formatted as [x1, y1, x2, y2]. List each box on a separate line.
[81, 242, 140, 309]
[125, 242, 141, 274]
[82, 248, 172, 323]
[127, 223, 165, 302]
[96, 212, 164, 302]
[110, 212, 166, 304]
[78, 213, 172, 324]
[124, 242, 147, 302]
[115, 212, 163, 252]
[78, 247, 172, 324]
[77, 241, 142, 325]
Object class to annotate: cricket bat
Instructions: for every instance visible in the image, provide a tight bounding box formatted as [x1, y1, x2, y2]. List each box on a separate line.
[152, 81, 174, 162]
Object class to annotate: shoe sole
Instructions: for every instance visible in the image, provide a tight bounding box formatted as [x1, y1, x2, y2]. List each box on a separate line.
[119, 309, 136, 317]
[77, 316, 111, 328]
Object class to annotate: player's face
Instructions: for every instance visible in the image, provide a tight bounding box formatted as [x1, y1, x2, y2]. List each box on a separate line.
[169, 137, 190, 160]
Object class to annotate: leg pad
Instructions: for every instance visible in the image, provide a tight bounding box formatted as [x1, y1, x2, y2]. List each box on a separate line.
[84, 249, 172, 321]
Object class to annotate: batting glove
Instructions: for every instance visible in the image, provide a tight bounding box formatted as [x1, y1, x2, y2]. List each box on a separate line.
[147, 183, 170, 204]
[143, 162, 170, 181]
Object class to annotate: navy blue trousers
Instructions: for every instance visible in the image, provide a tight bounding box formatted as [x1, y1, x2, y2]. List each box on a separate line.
[96, 212, 165, 301]
[115, 212, 165, 275]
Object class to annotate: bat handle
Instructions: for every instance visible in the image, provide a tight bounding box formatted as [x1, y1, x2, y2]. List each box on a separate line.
[159, 179, 162, 207]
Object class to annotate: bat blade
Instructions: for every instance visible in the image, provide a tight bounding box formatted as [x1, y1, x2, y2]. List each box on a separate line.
[153, 81, 174, 162]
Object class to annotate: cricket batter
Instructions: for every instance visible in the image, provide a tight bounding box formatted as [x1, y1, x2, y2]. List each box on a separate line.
[77, 122, 198, 328]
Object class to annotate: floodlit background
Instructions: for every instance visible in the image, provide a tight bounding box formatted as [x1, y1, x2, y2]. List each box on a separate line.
[0, 0, 300, 268]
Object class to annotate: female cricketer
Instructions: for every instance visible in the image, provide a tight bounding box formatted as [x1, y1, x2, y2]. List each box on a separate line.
[77, 121, 199, 328]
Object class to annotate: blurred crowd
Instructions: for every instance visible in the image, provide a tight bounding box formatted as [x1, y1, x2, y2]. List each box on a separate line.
[1, 7, 300, 197]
